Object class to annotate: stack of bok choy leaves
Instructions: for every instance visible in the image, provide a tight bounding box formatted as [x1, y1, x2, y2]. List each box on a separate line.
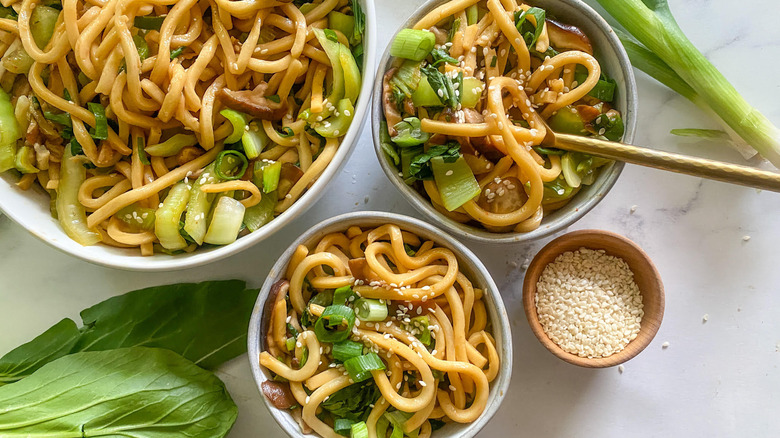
[0, 280, 259, 437]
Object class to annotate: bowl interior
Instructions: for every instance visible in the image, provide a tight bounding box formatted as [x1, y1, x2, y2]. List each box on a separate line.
[248, 211, 512, 438]
[0, 0, 377, 271]
[522, 229, 664, 368]
[371, 0, 638, 244]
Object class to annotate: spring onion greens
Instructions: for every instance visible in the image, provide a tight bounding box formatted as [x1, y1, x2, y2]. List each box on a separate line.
[332, 340, 364, 363]
[595, 0, 780, 167]
[343, 352, 385, 382]
[145, 134, 198, 157]
[354, 298, 387, 322]
[314, 305, 355, 343]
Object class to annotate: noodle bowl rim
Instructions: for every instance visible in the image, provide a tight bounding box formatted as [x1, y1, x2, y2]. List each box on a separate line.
[247, 210, 513, 438]
[0, 0, 378, 271]
[370, 0, 639, 244]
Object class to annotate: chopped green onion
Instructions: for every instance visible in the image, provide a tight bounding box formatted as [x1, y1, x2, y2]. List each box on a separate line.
[333, 285, 357, 305]
[391, 117, 429, 147]
[324, 28, 339, 43]
[350, 421, 369, 438]
[133, 34, 149, 61]
[532, 146, 566, 156]
[390, 29, 435, 61]
[350, 0, 364, 46]
[314, 305, 355, 343]
[383, 410, 415, 438]
[285, 336, 296, 351]
[389, 60, 422, 99]
[43, 111, 71, 128]
[354, 298, 387, 322]
[136, 136, 150, 165]
[134, 15, 166, 31]
[343, 353, 385, 382]
[448, 18, 460, 43]
[332, 340, 364, 362]
[431, 155, 480, 211]
[334, 418, 355, 436]
[87, 102, 108, 140]
[266, 94, 281, 104]
[220, 109, 249, 144]
[299, 346, 309, 367]
[169, 46, 185, 59]
[145, 134, 198, 157]
[203, 196, 245, 245]
[309, 290, 334, 308]
[592, 110, 624, 141]
[214, 150, 248, 180]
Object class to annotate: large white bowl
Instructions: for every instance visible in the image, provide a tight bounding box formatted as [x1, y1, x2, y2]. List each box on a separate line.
[248, 211, 513, 438]
[0, 0, 377, 271]
[372, 0, 638, 244]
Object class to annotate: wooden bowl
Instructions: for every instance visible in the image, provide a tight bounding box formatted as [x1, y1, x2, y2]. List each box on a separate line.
[522, 229, 664, 368]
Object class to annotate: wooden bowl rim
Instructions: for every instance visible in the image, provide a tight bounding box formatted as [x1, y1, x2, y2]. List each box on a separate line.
[522, 229, 665, 368]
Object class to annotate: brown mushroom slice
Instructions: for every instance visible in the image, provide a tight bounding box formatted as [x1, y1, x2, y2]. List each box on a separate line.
[218, 82, 287, 120]
[576, 104, 601, 124]
[546, 19, 593, 55]
[261, 279, 290, 352]
[476, 177, 529, 232]
[277, 163, 304, 198]
[382, 68, 402, 136]
[458, 108, 505, 161]
[348, 257, 382, 283]
[261, 380, 297, 410]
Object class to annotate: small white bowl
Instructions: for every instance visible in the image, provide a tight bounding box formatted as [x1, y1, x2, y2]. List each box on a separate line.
[247, 211, 513, 438]
[371, 0, 638, 244]
[0, 0, 377, 271]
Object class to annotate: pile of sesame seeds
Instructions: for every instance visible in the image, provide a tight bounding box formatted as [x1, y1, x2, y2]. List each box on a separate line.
[535, 247, 644, 358]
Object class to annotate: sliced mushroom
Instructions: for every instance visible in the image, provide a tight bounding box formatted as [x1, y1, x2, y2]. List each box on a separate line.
[277, 163, 304, 198]
[460, 109, 505, 161]
[382, 68, 402, 136]
[261, 381, 297, 410]
[428, 26, 448, 45]
[546, 19, 593, 55]
[261, 280, 290, 352]
[476, 177, 529, 232]
[218, 82, 287, 120]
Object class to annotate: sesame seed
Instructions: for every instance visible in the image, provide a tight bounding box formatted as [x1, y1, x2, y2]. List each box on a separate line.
[662, 341, 670, 349]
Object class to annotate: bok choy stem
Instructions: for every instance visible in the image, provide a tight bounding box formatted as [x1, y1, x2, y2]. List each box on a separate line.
[597, 0, 780, 167]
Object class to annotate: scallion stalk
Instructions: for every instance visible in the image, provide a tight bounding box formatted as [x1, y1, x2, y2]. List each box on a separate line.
[389, 29, 435, 61]
[242, 121, 270, 159]
[214, 150, 248, 180]
[134, 15, 166, 31]
[220, 109, 249, 144]
[333, 285, 357, 305]
[87, 102, 108, 141]
[145, 134, 198, 157]
[183, 163, 218, 245]
[596, 0, 780, 167]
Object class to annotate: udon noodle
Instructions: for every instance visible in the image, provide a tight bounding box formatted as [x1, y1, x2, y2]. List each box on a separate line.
[381, 0, 624, 233]
[0, 0, 364, 255]
[260, 224, 499, 438]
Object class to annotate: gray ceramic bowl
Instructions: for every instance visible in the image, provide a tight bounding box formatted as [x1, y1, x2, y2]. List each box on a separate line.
[248, 211, 512, 438]
[371, 0, 638, 244]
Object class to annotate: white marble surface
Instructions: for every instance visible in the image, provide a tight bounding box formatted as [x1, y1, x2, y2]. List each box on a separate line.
[2, 0, 780, 436]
